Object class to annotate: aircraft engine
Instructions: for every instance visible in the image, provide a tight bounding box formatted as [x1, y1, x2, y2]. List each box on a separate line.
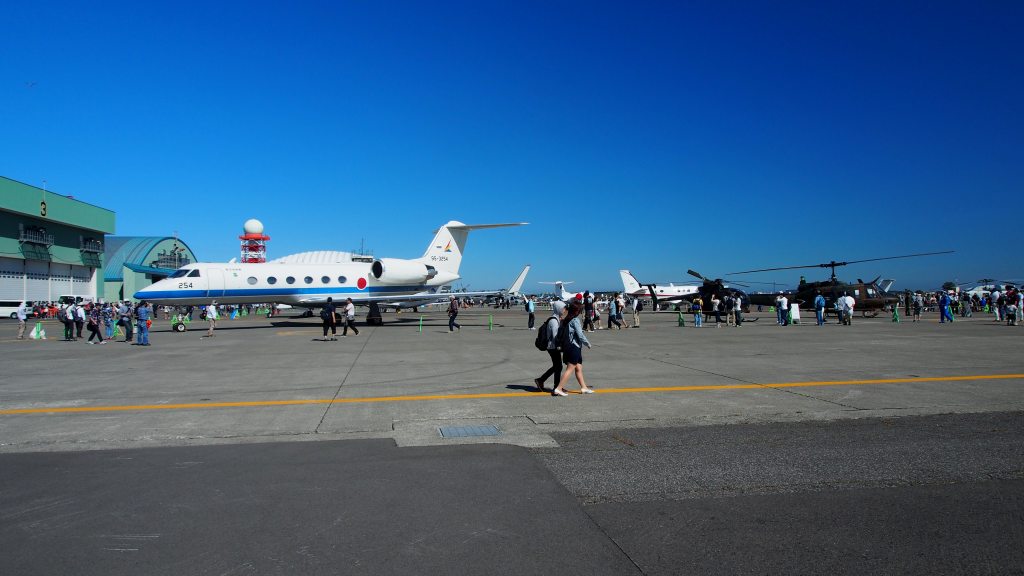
[370, 258, 438, 284]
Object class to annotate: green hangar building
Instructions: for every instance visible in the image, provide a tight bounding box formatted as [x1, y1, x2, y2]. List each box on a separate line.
[103, 236, 197, 303]
[0, 176, 115, 305]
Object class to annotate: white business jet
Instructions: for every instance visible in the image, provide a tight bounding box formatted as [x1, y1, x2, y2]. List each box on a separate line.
[538, 281, 577, 302]
[135, 221, 527, 311]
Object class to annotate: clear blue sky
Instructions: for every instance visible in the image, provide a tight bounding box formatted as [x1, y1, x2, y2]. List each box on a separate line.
[2, 1, 1021, 291]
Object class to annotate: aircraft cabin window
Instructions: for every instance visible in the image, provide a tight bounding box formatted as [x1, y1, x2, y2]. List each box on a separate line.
[321, 276, 330, 284]
[286, 277, 296, 284]
[267, 277, 277, 285]
[170, 270, 189, 278]
[187, 269, 201, 278]
[338, 276, 347, 284]
[304, 276, 313, 284]
[247, 277, 258, 285]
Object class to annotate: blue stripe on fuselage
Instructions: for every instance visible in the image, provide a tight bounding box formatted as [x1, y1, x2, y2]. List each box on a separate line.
[136, 285, 433, 301]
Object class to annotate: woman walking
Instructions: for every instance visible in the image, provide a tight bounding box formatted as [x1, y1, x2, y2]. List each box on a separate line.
[86, 304, 106, 344]
[553, 302, 594, 397]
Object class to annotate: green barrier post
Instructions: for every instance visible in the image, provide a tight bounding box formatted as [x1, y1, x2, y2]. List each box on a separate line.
[418, 315, 423, 333]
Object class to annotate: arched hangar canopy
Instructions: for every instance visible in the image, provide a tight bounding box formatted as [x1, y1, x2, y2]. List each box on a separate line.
[104, 236, 197, 281]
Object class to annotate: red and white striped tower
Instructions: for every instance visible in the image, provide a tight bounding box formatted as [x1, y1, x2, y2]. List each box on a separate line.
[239, 219, 270, 263]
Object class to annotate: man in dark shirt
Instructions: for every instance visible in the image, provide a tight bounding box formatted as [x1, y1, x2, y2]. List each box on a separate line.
[321, 297, 338, 341]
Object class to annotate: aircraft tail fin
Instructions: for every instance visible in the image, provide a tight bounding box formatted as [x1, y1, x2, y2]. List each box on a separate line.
[419, 221, 527, 274]
[620, 270, 643, 294]
[507, 265, 530, 295]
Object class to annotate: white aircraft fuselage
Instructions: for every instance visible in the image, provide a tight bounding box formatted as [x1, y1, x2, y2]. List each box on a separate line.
[135, 221, 525, 307]
[136, 261, 458, 306]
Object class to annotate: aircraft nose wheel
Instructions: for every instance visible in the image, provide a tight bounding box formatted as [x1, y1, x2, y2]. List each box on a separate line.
[862, 310, 879, 318]
[173, 322, 187, 332]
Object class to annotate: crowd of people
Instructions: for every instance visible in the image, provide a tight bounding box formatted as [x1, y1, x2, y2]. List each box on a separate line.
[14, 300, 153, 345]
[903, 289, 1021, 325]
[11, 300, 273, 344]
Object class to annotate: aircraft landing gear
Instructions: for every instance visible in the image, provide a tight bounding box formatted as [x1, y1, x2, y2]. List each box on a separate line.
[365, 302, 383, 326]
[862, 309, 879, 318]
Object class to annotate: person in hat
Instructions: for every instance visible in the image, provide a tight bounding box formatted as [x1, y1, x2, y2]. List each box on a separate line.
[447, 295, 461, 332]
[16, 301, 28, 339]
[534, 300, 566, 392]
[342, 297, 359, 336]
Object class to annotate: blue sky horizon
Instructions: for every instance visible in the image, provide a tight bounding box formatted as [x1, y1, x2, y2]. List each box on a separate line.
[2, 1, 1021, 292]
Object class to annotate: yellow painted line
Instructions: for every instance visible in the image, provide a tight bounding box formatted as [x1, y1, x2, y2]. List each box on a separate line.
[1, 373, 1022, 416]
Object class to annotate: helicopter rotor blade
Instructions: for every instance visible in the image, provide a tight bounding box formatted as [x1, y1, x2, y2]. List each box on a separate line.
[686, 269, 707, 281]
[729, 250, 955, 275]
[728, 263, 828, 275]
[723, 277, 777, 286]
[840, 250, 955, 266]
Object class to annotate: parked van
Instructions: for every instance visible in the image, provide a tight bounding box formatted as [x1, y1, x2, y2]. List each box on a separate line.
[0, 301, 35, 319]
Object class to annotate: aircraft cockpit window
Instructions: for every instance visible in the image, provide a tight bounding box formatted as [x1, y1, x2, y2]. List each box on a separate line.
[304, 276, 313, 284]
[267, 277, 277, 285]
[338, 276, 347, 284]
[187, 269, 201, 278]
[286, 277, 295, 285]
[170, 270, 189, 278]
[321, 276, 330, 284]
[867, 288, 877, 297]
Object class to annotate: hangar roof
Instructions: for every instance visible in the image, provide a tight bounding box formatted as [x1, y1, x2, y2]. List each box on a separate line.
[104, 236, 196, 281]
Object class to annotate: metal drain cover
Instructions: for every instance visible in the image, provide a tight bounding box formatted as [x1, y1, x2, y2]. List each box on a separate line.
[438, 424, 501, 438]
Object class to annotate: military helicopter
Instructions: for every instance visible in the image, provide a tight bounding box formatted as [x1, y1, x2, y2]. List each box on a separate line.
[680, 270, 753, 310]
[728, 251, 954, 317]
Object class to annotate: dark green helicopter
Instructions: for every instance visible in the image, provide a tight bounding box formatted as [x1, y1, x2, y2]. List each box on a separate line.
[728, 251, 954, 317]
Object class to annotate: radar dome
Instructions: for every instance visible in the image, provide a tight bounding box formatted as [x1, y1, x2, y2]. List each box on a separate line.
[243, 219, 264, 235]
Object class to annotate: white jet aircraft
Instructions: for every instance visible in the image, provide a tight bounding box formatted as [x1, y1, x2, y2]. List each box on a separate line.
[538, 281, 577, 302]
[135, 221, 527, 310]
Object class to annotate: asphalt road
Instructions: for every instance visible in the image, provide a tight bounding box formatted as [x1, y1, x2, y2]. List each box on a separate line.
[2, 309, 1023, 574]
[2, 412, 1022, 575]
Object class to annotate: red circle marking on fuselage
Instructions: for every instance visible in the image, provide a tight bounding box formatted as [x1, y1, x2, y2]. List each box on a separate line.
[357, 277, 367, 290]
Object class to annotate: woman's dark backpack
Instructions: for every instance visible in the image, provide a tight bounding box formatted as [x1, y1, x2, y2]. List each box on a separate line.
[556, 320, 570, 350]
[534, 318, 552, 351]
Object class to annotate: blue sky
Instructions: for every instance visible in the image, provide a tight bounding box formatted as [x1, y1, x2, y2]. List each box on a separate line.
[2, 1, 1021, 291]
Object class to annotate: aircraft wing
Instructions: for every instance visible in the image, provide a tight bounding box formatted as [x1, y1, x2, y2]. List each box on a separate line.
[297, 265, 531, 306]
[297, 290, 496, 306]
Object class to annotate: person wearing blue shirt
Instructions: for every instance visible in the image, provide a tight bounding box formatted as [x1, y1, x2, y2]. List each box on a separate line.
[135, 301, 151, 346]
[939, 292, 954, 324]
[607, 296, 623, 330]
[814, 292, 826, 326]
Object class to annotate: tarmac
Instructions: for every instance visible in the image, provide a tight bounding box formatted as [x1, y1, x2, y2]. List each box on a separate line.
[1, 308, 1022, 574]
